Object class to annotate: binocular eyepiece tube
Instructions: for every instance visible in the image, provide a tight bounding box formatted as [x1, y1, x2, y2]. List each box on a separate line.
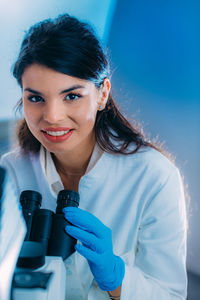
[20, 189, 80, 261]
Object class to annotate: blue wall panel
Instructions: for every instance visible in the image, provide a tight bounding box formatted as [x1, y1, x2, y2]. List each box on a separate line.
[108, 0, 200, 275]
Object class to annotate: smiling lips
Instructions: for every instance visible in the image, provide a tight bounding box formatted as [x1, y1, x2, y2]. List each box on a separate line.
[41, 127, 74, 142]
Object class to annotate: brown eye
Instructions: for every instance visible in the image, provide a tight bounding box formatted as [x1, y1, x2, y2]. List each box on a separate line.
[27, 95, 44, 103]
[65, 93, 81, 101]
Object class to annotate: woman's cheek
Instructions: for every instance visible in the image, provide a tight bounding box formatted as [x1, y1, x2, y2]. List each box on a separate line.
[73, 107, 96, 124]
[24, 108, 39, 129]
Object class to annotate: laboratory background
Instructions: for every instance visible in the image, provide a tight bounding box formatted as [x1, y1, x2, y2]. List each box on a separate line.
[0, 0, 199, 299]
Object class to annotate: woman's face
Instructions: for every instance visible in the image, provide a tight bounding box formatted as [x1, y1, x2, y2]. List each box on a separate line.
[21, 64, 108, 156]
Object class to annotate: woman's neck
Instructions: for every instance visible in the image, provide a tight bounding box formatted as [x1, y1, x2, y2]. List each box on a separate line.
[51, 139, 95, 177]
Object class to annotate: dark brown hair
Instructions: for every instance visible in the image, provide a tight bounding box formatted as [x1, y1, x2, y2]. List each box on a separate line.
[13, 14, 160, 155]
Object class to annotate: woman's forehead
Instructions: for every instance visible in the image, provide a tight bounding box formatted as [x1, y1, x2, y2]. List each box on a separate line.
[21, 64, 95, 92]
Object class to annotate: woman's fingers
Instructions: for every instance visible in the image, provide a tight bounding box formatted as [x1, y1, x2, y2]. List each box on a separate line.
[65, 225, 104, 253]
[63, 207, 109, 238]
[75, 243, 100, 263]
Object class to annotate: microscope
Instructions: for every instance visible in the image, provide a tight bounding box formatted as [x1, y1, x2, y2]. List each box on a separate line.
[0, 167, 26, 300]
[12, 189, 80, 300]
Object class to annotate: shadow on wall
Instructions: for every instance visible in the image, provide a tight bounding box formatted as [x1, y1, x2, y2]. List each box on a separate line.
[187, 271, 200, 300]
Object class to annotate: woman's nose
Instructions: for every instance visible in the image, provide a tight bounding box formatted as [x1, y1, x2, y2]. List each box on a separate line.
[43, 101, 66, 124]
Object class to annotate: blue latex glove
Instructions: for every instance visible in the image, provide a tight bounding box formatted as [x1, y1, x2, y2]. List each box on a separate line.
[63, 207, 125, 291]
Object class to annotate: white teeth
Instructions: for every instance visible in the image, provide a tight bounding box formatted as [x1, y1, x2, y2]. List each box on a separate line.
[46, 130, 70, 136]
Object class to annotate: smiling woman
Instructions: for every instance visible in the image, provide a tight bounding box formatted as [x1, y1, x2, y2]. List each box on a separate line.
[21, 64, 108, 161]
[0, 13, 187, 300]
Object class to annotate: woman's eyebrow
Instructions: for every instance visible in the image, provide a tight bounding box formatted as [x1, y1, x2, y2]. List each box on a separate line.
[23, 85, 84, 95]
[59, 85, 84, 94]
[23, 88, 42, 95]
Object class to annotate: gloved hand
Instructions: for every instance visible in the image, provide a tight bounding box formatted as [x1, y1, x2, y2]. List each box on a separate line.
[63, 207, 125, 291]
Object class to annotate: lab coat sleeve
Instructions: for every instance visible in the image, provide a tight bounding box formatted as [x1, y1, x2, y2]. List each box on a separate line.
[0, 153, 20, 194]
[88, 167, 187, 300]
[120, 167, 187, 299]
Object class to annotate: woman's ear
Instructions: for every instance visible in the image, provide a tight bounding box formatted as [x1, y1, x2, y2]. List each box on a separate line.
[98, 78, 111, 111]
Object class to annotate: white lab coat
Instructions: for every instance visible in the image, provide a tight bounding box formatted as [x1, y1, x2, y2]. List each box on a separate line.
[0, 144, 187, 299]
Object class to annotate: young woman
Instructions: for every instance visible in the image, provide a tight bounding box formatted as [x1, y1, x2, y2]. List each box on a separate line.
[1, 14, 187, 299]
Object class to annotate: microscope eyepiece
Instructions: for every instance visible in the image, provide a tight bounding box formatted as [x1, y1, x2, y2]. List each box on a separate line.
[20, 190, 42, 241]
[56, 190, 79, 213]
[19, 189, 80, 260]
